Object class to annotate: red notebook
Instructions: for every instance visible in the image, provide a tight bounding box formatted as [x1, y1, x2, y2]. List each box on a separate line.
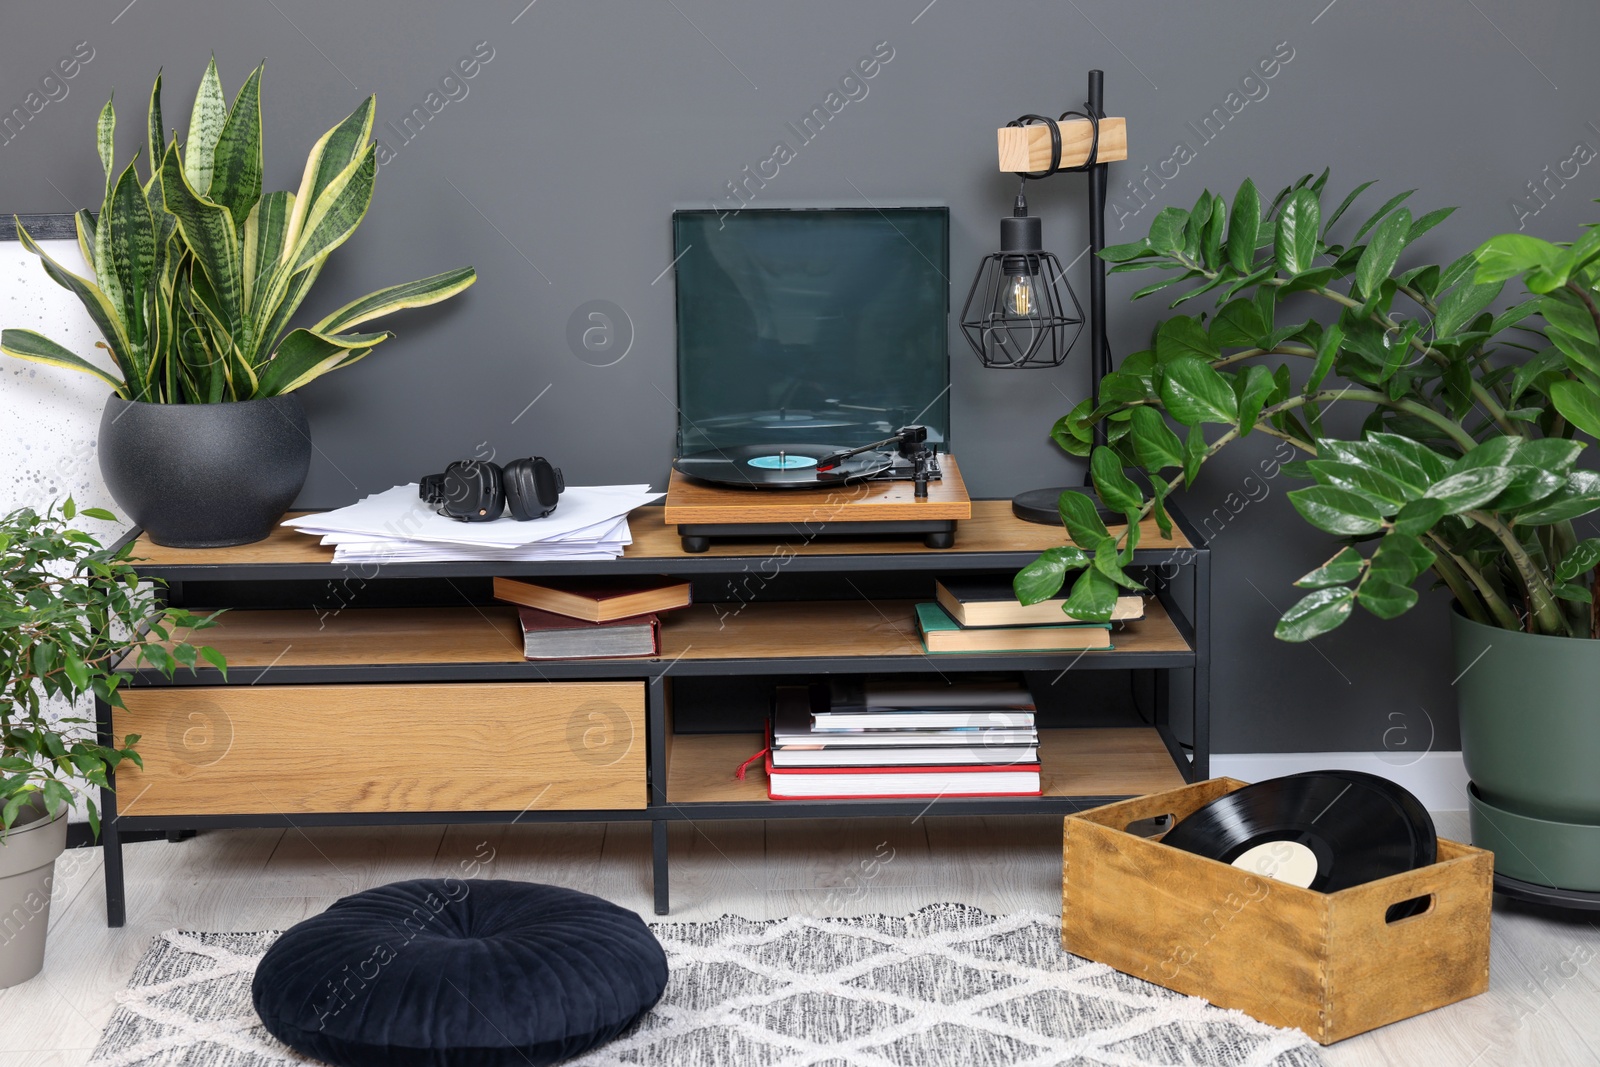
[763, 748, 1042, 800]
[515, 607, 660, 659]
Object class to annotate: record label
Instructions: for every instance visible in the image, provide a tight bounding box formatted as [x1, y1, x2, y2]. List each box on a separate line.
[1231, 841, 1319, 887]
[748, 454, 818, 470]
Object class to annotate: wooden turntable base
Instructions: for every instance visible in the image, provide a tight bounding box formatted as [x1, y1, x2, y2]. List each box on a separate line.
[664, 455, 972, 552]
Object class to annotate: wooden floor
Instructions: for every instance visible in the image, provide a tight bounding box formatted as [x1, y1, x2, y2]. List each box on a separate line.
[3, 812, 1596, 1067]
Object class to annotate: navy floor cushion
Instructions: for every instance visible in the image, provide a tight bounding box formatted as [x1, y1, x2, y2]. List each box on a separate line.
[252, 879, 668, 1067]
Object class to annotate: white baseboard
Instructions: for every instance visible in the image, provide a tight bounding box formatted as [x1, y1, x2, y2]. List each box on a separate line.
[1209, 751, 1469, 812]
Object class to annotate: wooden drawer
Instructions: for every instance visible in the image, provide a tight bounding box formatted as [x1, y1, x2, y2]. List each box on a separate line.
[115, 682, 645, 816]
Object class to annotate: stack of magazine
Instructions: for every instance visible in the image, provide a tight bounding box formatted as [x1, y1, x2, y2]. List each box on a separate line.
[763, 680, 1042, 799]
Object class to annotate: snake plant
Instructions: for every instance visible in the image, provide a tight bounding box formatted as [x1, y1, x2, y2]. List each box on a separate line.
[1, 59, 476, 403]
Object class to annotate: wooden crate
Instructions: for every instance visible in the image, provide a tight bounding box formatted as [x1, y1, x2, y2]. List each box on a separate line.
[1062, 778, 1492, 1044]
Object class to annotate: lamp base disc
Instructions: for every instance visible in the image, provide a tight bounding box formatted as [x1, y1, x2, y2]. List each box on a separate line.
[1011, 486, 1119, 526]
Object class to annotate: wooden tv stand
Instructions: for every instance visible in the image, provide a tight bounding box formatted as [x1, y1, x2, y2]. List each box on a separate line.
[99, 500, 1209, 924]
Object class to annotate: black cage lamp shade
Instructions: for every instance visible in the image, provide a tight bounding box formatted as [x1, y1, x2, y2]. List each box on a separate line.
[959, 195, 1084, 369]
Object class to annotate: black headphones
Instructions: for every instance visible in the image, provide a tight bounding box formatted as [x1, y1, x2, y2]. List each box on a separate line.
[419, 457, 565, 522]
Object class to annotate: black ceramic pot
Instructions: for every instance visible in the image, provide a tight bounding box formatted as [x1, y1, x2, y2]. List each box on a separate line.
[99, 394, 313, 548]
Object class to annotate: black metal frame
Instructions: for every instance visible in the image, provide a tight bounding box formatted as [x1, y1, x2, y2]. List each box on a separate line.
[96, 502, 1210, 926]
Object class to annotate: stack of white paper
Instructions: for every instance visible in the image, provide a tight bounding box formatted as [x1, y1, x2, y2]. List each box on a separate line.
[282, 484, 661, 563]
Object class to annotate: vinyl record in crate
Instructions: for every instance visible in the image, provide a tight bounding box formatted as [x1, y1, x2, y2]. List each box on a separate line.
[1159, 773, 1435, 893]
[674, 444, 890, 489]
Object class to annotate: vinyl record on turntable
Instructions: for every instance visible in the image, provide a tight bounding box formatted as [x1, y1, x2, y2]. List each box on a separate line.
[673, 444, 892, 489]
[1159, 773, 1435, 893]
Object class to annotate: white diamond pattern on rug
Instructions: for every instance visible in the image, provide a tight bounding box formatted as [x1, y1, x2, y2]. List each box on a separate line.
[89, 905, 1328, 1067]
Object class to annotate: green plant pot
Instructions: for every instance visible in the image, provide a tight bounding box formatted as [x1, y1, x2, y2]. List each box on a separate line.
[1453, 608, 1600, 891]
[0, 800, 68, 989]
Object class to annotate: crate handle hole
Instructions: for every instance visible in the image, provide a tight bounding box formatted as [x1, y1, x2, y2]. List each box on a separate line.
[1124, 814, 1175, 838]
[1385, 894, 1434, 924]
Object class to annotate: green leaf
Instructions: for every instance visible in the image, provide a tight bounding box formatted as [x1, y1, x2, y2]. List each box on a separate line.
[1356, 577, 1419, 620]
[198, 645, 229, 679]
[1388, 495, 1452, 537]
[1549, 379, 1600, 439]
[1225, 178, 1261, 273]
[242, 190, 295, 317]
[1210, 299, 1267, 348]
[1091, 446, 1143, 513]
[1147, 206, 1189, 255]
[1406, 206, 1455, 244]
[1160, 357, 1237, 426]
[0, 330, 125, 392]
[1183, 425, 1207, 487]
[1014, 546, 1091, 604]
[1300, 322, 1341, 397]
[1305, 459, 1412, 511]
[1553, 582, 1592, 604]
[107, 159, 156, 353]
[1556, 539, 1600, 583]
[279, 96, 376, 263]
[1057, 490, 1109, 547]
[159, 142, 244, 326]
[1351, 189, 1416, 245]
[1128, 405, 1184, 470]
[1099, 238, 1152, 262]
[285, 144, 377, 274]
[1473, 233, 1570, 290]
[1514, 470, 1600, 525]
[255, 327, 389, 396]
[1435, 280, 1502, 337]
[1234, 365, 1276, 436]
[1288, 485, 1385, 535]
[1364, 433, 1451, 482]
[208, 64, 264, 235]
[146, 71, 165, 172]
[81, 507, 117, 521]
[1423, 467, 1519, 512]
[1091, 536, 1143, 590]
[1370, 532, 1436, 582]
[12, 222, 134, 381]
[1148, 472, 1173, 539]
[1354, 207, 1411, 301]
[312, 267, 478, 335]
[1275, 587, 1355, 641]
[96, 96, 116, 186]
[1514, 437, 1585, 475]
[1154, 316, 1219, 363]
[1274, 188, 1321, 275]
[1323, 179, 1378, 237]
[1295, 546, 1364, 588]
[1062, 567, 1120, 624]
[184, 56, 228, 195]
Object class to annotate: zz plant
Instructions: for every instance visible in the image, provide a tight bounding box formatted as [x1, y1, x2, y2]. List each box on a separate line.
[1016, 171, 1600, 641]
[0, 58, 476, 403]
[0, 501, 221, 835]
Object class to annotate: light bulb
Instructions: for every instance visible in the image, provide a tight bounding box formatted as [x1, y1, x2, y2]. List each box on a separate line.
[1006, 273, 1036, 316]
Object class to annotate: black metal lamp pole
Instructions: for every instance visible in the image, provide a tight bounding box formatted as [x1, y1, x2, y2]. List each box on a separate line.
[1007, 68, 1118, 524]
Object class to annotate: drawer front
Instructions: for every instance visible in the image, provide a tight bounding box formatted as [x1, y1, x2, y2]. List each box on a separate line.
[115, 682, 645, 816]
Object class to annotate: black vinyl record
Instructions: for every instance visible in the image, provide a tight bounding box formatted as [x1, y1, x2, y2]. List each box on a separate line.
[674, 444, 891, 489]
[1159, 773, 1434, 893]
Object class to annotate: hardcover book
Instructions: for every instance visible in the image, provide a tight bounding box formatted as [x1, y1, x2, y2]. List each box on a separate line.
[914, 603, 1111, 654]
[515, 606, 660, 659]
[495, 576, 691, 623]
[935, 576, 1144, 628]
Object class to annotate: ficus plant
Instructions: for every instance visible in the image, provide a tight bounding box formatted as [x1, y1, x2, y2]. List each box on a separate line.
[1014, 171, 1600, 641]
[0, 500, 223, 836]
[0, 58, 477, 403]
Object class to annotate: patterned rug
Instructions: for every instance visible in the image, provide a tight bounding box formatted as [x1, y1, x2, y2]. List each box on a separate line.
[89, 905, 1326, 1066]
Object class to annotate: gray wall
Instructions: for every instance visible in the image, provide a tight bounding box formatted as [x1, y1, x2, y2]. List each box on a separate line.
[4, 1, 1597, 753]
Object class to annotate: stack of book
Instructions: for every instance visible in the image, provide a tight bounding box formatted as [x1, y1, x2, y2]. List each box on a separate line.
[763, 681, 1043, 799]
[913, 575, 1145, 654]
[493, 577, 691, 659]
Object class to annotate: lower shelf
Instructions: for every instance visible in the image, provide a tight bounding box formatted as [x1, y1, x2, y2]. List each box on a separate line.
[665, 727, 1187, 812]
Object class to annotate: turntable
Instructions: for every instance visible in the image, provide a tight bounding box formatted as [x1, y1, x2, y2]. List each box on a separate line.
[666, 206, 970, 551]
